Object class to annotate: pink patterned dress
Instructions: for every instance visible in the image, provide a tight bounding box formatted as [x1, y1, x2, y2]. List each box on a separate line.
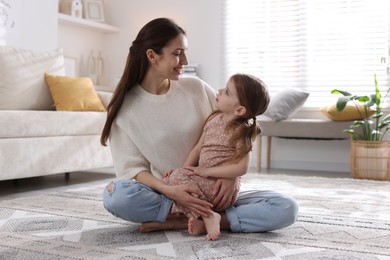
[163, 113, 242, 218]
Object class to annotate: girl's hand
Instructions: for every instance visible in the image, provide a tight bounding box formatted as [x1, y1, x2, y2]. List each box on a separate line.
[166, 184, 213, 217]
[212, 178, 239, 211]
[184, 166, 208, 177]
[163, 169, 174, 178]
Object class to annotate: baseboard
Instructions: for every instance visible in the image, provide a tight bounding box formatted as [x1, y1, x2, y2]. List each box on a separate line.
[252, 160, 350, 173]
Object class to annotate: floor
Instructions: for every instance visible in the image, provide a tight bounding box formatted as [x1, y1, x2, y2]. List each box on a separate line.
[0, 167, 351, 200]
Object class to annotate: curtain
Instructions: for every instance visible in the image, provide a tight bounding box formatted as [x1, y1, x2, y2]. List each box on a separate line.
[223, 0, 390, 107]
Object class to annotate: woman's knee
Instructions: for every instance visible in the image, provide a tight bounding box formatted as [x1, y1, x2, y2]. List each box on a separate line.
[278, 195, 299, 227]
[102, 180, 172, 223]
[230, 190, 299, 232]
[106, 181, 114, 193]
[103, 181, 122, 216]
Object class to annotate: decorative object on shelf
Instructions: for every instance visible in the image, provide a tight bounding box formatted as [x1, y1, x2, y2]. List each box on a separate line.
[0, 0, 15, 46]
[87, 50, 97, 84]
[59, 0, 83, 19]
[332, 74, 390, 181]
[0, 26, 5, 46]
[0, 0, 11, 27]
[83, 0, 105, 23]
[97, 51, 104, 85]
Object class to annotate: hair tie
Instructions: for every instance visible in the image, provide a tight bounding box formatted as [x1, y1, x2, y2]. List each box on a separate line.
[252, 116, 257, 125]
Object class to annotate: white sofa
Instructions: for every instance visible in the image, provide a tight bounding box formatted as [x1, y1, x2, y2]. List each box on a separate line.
[0, 46, 113, 181]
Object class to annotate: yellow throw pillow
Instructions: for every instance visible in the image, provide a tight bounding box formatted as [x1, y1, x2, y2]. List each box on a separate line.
[321, 102, 375, 121]
[45, 74, 105, 112]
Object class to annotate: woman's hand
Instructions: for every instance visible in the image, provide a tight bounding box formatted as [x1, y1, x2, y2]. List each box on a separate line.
[212, 178, 239, 211]
[136, 171, 213, 217]
[165, 184, 213, 218]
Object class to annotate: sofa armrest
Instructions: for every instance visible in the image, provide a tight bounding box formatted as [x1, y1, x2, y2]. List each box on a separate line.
[97, 91, 113, 108]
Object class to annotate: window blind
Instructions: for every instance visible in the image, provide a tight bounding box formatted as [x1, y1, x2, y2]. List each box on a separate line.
[223, 0, 390, 107]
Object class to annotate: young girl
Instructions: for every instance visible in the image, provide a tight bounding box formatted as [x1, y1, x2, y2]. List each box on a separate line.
[163, 73, 270, 240]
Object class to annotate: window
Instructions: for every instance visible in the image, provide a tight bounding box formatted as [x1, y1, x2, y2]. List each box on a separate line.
[223, 0, 390, 107]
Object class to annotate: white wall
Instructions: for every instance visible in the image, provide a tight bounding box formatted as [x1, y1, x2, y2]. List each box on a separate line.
[103, 0, 223, 89]
[3, 0, 57, 51]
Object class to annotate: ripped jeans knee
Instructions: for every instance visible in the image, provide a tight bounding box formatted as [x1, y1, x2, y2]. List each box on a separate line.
[106, 181, 115, 194]
[101, 180, 173, 223]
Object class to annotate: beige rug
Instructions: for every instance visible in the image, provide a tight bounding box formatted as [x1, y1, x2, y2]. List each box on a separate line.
[0, 173, 389, 259]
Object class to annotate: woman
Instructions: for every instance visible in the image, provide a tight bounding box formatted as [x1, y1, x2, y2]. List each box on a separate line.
[101, 17, 298, 234]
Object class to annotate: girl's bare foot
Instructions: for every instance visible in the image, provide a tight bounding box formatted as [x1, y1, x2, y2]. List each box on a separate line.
[203, 211, 221, 240]
[188, 212, 221, 240]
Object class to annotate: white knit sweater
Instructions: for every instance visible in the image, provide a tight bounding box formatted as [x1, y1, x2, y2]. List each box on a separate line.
[109, 76, 217, 180]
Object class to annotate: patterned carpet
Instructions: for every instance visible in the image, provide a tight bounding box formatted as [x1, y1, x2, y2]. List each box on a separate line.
[0, 173, 389, 260]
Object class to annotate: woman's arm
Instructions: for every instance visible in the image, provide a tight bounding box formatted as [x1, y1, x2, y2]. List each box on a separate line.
[110, 123, 213, 217]
[185, 152, 251, 178]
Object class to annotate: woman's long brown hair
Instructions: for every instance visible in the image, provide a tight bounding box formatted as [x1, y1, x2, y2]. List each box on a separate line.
[100, 18, 185, 146]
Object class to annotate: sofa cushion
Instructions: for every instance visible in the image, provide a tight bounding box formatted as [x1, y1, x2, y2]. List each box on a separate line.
[0, 111, 106, 138]
[45, 74, 106, 111]
[0, 47, 65, 110]
[264, 87, 310, 121]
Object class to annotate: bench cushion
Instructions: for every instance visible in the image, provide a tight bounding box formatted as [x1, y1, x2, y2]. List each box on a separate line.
[257, 116, 352, 139]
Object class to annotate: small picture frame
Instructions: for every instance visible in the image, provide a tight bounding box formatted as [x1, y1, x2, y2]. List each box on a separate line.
[64, 56, 78, 76]
[83, 0, 105, 22]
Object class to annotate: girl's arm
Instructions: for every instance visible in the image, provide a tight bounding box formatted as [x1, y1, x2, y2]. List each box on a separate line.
[185, 152, 251, 178]
[182, 127, 206, 167]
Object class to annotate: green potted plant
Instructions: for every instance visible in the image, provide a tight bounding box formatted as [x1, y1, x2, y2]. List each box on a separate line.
[331, 74, 390, 180]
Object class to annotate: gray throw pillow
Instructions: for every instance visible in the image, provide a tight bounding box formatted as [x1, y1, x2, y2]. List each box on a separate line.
[264, 87, 310, 121]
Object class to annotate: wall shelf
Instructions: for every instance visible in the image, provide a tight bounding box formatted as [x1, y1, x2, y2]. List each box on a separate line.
[58, 13, 119, 33]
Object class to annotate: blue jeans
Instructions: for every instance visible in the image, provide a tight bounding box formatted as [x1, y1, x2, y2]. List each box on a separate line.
[102, 180, 299, 232]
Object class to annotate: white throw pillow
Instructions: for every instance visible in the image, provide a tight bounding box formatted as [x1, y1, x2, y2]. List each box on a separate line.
[264, 87, 310, 121]
[0, 47, 65, 110]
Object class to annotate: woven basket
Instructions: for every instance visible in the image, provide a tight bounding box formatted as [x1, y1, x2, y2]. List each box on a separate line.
[351, 140, 390, 181]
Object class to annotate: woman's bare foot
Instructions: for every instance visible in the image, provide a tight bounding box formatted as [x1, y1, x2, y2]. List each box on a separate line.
[188, 217, 207, 235]
[188, 212, 221, 240]
[140, 217, 188, 233]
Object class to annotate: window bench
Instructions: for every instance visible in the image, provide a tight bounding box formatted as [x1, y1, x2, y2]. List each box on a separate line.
[256, 116, 353, 170]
